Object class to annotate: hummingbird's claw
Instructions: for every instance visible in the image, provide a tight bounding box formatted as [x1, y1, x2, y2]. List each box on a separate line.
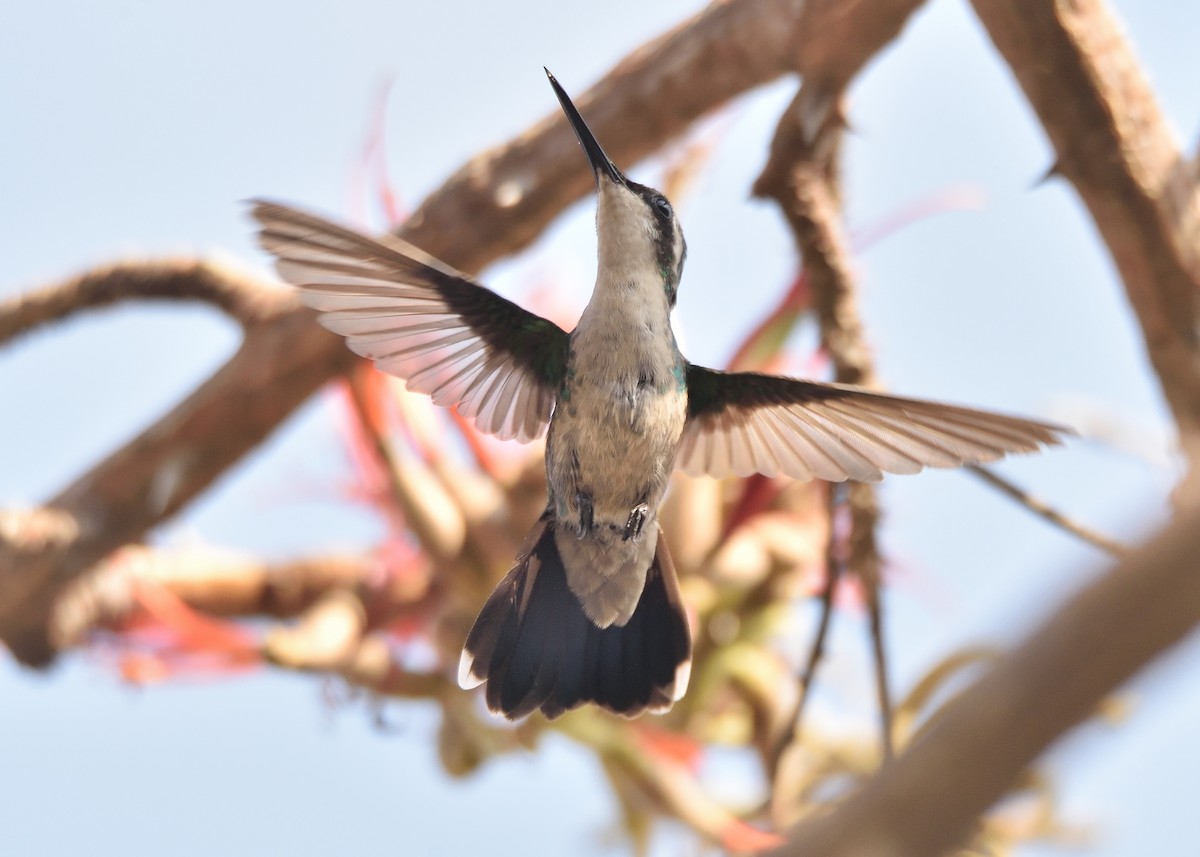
[576, 492, 595, 539]
[623, 504, 649, 541]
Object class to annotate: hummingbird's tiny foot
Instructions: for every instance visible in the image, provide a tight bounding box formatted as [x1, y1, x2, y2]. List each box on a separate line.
[623, 504, 649, 541]
[576, 492, 594, 538]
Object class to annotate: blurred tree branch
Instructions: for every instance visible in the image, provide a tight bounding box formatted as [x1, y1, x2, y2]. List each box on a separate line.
[0, 0, 928, 667]
[51, 546, 409, 644]
[970, 0, 1200, 485]
[774, 497, 1200, 857]
[0, 259, 284, 344]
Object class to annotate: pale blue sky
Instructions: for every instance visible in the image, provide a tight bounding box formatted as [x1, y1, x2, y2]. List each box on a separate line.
[2, 1, 1197, 855]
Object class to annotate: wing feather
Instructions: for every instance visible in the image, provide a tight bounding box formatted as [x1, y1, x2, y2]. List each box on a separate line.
[679, 366, 1069, 481]
[252, 200, 569, 442]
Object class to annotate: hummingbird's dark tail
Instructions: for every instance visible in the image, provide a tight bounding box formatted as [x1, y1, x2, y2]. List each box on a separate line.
[458, 514, 692, 720]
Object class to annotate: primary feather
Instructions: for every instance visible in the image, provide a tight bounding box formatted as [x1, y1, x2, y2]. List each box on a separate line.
[252, 200, 568, 443]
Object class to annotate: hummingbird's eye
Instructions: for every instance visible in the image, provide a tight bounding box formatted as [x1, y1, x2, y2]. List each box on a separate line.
[652, 194, 673, 218]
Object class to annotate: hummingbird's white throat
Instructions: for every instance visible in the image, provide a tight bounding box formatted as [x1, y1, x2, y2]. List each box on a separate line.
[593, 180, 674, 299]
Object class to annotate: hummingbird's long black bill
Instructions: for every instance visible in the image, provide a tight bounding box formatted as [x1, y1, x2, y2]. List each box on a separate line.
[545, 68, 625, 185]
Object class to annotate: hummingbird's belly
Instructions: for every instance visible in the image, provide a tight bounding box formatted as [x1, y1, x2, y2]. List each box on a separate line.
[548, 378, 687, 528]
[547, 377, 686, 627]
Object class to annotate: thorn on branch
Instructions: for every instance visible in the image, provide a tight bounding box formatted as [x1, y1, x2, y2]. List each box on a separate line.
[970, 0, 1200, 482]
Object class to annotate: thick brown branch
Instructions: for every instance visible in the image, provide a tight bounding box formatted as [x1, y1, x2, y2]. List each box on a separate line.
[969, 0, 1200, 458]
[773, 499, 1200, 857]
[398, 0, 927, 271]
[753, 89, 873, 387]
[0, 259, 286, 345]
[0, 305, 357, 664]
[0, 0, 929, 667]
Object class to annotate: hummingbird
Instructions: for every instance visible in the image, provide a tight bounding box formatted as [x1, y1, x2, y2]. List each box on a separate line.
[251, 69, 1066, 720]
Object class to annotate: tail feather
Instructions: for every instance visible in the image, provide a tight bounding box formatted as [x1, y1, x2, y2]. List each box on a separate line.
[459, 514, 692, 719]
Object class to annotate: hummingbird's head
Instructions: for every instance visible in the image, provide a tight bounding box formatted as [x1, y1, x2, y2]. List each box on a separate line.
[546, 69, 687, 307]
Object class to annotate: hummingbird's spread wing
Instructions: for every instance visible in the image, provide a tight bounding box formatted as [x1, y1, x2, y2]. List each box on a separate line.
[679, 366, 1068, 482]
[251, 201, 569, 443]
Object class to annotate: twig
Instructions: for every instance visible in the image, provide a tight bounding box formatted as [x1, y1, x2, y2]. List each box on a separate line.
[0, 0, 931, 667]
[849, 482, 893, 760]
[0, 258, 285, 346]
[967, 465, 1127, 556]
[771, 488, 845, 774]
[865, 588, 892, 759]
[772, 498, 1200, 857]
[752, 85, 895, 761]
